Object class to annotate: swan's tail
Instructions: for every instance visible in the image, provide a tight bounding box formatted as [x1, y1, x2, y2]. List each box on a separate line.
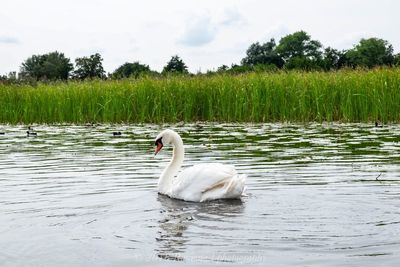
[225, 174, 247, 199]
[200, 173, 247, 202]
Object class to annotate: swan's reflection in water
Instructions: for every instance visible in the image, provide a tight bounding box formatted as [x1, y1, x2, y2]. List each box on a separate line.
[155, 194, 245, 262]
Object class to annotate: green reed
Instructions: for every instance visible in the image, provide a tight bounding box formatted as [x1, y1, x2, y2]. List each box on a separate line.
[1, 68, 399, 124]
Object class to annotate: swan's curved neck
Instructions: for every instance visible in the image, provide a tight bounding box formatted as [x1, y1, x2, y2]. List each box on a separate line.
[158, 133, 184, 194]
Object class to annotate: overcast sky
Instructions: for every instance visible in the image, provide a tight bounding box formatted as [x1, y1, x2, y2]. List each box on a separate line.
[1, 0, 399, 74]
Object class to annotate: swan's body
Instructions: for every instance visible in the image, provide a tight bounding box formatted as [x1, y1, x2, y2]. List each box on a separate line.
[155, 129, 246, 202]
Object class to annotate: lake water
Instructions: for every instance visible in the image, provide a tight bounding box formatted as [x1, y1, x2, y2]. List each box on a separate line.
[0, 123, 399, 266]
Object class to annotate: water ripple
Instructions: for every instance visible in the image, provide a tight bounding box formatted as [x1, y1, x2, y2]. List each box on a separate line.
[0, 123, 400, 266]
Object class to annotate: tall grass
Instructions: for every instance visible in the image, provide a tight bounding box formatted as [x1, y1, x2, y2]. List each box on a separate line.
[1, 68, 399, 124]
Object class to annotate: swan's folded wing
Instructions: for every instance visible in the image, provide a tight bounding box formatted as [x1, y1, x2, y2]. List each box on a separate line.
[170, 163, 238, 201]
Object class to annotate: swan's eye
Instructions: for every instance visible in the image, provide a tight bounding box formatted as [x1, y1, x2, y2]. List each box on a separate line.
[155, 137, 163, 146]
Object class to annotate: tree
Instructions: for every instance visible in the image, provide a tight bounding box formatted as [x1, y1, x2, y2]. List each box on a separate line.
[112, 62, 151, 79]
[227, 64, 253, 74]
[19, 51, 73, 81]
[394, 53, 400, 66]
[322, 47, 346, 71]
[0, 72, 18, 84]
[241, 39, 284, 68]
[344, 38, 394, 68]
[217, 65, 229, 73]
[162, 55, 188, 74]
[73, 53, 106, 80]
[276, 31, 323, 70]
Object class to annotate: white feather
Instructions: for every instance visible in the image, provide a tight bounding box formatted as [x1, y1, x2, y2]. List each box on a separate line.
[155, 129, 246, 202]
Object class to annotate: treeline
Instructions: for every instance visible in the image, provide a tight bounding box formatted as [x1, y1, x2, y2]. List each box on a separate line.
[1, 30, 400, 84]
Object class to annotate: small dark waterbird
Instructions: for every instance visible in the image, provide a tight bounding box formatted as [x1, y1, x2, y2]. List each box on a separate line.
[375, 121, 383, 128]
[113, 131, 122, 136]
[27, 126, 37, 137]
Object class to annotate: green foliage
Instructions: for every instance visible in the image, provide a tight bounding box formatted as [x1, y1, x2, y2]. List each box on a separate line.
[241, 39, 284, 68]
[3, 31, 399, 84]
[217, 65, 230, 73]
[395, 53, 400, 66]
[0, 72, 18, 85]
[227, 64, 253, 74]
[253, 64, 279, 72]
[163, 55, 188, 74]
[1, 68, 399, 124]
[73, 53, 106, 80]
[19, 51, 73, 81]
[112, 62, 152, 79]
[239, 32, 397, 71]
[276, 31, 323, 70]
[224, 64, 278, 74]
[283, 56, 321, 70]
[322, 47, 345, 71]
[344, 38, 394, 68]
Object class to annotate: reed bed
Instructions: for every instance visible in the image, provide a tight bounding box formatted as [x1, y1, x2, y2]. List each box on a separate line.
[1, 68, 399, 124]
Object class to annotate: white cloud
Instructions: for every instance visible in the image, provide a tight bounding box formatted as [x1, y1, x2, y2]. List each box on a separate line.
[0, 0, 399, 74]
[0, 35, 19, 44]
[264, 25, 291, 42]
[178, 14, 217, 47]
[332, 32, 371, 51]
[220, 7, 245, 27]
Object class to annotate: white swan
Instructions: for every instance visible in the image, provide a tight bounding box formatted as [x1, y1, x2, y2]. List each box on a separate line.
[154, 129, 246, 202]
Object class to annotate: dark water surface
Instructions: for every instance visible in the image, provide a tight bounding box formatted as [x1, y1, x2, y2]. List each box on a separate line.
[0, 123, 399, 266]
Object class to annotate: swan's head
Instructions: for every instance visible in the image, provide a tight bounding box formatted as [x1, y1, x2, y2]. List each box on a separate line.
[154, 129, 177, 155]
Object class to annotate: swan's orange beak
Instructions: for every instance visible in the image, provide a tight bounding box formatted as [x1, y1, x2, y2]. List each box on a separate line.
[155, 143, 163, 155]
